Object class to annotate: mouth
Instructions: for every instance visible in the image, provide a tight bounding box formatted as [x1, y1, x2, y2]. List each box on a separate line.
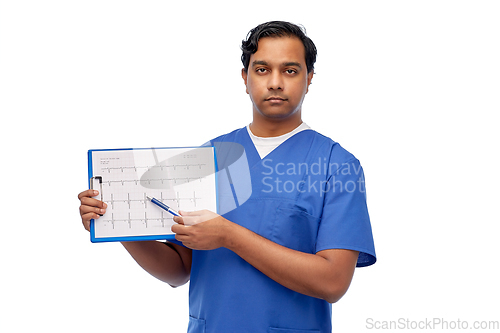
[265, 97, 287, 102]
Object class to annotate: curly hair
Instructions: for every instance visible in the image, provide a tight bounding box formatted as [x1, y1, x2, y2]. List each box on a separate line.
[241, 21, 317, 74]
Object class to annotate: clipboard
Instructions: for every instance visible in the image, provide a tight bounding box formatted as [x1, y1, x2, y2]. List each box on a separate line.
[87, 146, 218, 243]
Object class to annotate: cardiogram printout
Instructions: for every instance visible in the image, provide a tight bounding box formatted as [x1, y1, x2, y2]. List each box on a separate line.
[88, 146, 217, 242]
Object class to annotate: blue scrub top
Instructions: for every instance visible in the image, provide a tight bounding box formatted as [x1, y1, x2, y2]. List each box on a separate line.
[186, 127, 376, 333]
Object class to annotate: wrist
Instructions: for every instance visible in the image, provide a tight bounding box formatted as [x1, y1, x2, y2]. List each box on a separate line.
[221, 217, 241, 250]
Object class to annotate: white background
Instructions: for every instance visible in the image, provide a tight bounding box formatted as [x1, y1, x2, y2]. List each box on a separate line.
[1, 1, 499, 332]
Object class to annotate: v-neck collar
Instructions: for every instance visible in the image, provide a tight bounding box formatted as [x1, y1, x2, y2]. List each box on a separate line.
[237, 128, 261, 169]
[239, 126, 315, 170]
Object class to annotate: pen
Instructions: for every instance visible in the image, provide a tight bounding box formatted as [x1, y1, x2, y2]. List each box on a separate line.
[146, 196, 180, 217]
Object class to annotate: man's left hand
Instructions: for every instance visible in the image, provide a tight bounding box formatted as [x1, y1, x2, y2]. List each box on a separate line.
[172, 210, 231, 250]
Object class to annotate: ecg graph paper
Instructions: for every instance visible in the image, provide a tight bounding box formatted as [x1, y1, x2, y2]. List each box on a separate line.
[89, 146, 217, 242]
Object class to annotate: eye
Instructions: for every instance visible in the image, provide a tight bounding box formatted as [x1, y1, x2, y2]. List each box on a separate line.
[285, 69, 297, 75]
[256, 68, 268, 73]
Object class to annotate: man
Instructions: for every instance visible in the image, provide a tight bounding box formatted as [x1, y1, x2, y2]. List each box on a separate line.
[79, 21, 376, 332]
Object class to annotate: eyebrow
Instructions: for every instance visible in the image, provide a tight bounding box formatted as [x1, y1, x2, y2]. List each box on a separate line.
[251, 60, 302, 69]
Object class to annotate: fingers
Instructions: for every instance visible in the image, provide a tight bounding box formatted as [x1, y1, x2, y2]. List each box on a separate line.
[78, 189, 106, 207]
[178, 210, 219, 226]
[171, 223, 184, 235]
[79, 202, 106, 219]
[78, 189, 107, 232]
[173, 210, 199, 225]
[173, 215, 184, 225]
[81, 213, 93, 232]
[78, 189, 99, 200]
[79, 207, 105, 232]
[178, 210, 195, 216]
[80, 195, 107, 209]
[172, 224, 193, 247]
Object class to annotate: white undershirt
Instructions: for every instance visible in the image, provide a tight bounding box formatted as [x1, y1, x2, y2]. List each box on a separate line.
[246, 123, 312, 159]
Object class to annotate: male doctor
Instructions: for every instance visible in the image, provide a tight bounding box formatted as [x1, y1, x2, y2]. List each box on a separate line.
[78, 21, 376, 333]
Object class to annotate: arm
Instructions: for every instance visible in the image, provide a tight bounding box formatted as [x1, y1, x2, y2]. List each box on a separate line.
[121, 241, 191, 287]
[173, 211, 358, 303]
[226, 224, 357, 303]
[78, 189, 192, 287]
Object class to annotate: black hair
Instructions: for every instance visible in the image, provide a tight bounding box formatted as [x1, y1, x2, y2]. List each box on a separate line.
[241, 21, 317, 74]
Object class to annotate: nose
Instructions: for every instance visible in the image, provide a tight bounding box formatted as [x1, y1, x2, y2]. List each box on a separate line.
[267, 71, 283, 90]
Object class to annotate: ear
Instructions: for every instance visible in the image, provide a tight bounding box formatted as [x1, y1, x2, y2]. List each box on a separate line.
[306, 71, 314, 94]
[241, 68, 249, 94]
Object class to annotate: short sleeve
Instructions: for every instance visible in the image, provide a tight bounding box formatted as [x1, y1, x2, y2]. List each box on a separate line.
[315, 158, 376, 267]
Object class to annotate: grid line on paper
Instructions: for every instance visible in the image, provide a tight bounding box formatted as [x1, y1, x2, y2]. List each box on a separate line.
[90, 147, 217, 239]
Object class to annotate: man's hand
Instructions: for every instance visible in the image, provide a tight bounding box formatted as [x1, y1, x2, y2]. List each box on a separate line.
[172, 210, 231, 250]
[172, 208, 358, 302]
[78, 189, 107, 231]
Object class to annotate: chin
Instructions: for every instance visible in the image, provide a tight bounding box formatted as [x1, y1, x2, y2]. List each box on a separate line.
[257, 108, 299, 120]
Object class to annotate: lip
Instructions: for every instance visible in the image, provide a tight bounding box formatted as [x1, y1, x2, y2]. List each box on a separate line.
[265, 97, 287, 101]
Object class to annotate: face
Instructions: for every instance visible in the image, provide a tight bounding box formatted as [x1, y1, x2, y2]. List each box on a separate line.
[242, 36, 313, 123]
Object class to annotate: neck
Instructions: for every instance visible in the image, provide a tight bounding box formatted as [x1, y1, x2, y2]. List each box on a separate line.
[250, 111, 302, 137]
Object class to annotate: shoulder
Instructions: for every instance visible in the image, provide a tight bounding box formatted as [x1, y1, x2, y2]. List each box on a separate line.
[209, 127, 246, 144]
[306, 130, 359, 166]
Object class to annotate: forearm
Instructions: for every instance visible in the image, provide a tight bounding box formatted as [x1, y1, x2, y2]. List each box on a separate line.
[121, 241, 190, 287]
[224, 223, 357, 303]
[172, 212, 358, 302]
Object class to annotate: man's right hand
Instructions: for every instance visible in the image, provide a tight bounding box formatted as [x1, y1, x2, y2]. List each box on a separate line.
[78, 189, 107, 232]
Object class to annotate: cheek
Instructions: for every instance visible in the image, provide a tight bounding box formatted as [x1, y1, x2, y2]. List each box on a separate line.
[246, 82, 260, 101]
[246, 79, 254, 94]
[245, 79, 253, 95]
[246, 75, 265, 94]
[293, 82, 309, 100]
